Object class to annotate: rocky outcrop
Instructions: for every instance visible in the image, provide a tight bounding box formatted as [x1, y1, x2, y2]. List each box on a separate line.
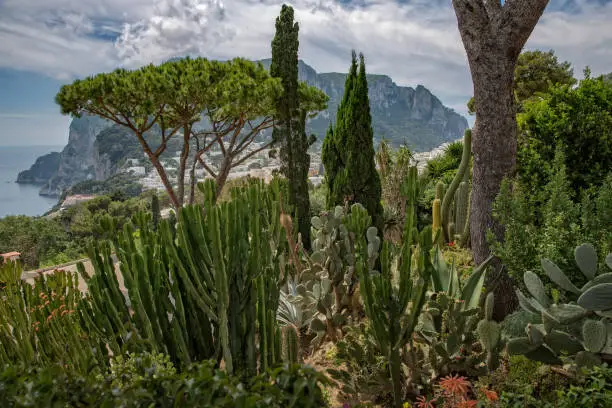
[16, 152, 61, 184]
[39, 115, 110, 197]
[258, 59, 469, 152]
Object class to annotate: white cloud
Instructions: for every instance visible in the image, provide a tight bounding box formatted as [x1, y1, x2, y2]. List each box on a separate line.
[115, 0, 236, 68]
[0, 0, 611, 121]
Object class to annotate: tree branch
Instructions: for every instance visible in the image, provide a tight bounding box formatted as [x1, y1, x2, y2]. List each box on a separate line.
[232, 140, 274, 168]
[197, 156, 218, 179]
[501, 0, 550, 57]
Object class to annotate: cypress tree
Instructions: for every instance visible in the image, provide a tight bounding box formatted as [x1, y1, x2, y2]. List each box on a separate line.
[345, 53, 383, 231]
[322, 51, 382, 231]
[270, 4, 312, 249]
[322, 51, 358, 208]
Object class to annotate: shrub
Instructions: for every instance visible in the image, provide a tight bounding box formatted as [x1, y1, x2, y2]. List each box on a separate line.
[491, 159, 611, 289]
[517, 73, 612, 195]
[0, 359, 329, 408]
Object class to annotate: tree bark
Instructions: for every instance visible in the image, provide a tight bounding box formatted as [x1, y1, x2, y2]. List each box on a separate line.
[452, 0, 550, 320]
[177, 124, 192, 208]
[215, 157, 233, 198]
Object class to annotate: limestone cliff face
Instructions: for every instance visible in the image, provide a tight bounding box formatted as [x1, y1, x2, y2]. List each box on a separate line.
[258, 59, 468, 152]
[39, 115, 110, 197]
[16, 152, 61, 184]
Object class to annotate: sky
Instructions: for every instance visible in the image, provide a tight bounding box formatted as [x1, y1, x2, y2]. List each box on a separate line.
[0, 0, 611, 146]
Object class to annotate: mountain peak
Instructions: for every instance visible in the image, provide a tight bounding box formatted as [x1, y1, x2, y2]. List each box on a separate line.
[258, 58, 468, 151]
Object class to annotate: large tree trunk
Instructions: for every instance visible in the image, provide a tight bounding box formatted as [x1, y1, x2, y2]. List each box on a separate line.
[452, 0, 550, 320]
[470, 51, 519, 320]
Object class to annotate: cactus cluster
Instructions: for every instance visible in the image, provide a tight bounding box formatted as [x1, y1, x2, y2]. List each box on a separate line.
[79, 179, 292, 376]
[417, 251, 500, 377]
[429, 129, 472, 246]
[508, 243, 612, 369]
[441, 129, 472, 243]
[284, 204, 371, 346]
[0, 261, 102, 372]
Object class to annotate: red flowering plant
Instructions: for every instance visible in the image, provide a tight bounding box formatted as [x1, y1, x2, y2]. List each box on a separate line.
[412, 375, 500, 408]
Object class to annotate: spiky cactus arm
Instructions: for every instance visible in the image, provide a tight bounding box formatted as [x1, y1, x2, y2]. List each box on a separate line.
[442, 129, 472, 242]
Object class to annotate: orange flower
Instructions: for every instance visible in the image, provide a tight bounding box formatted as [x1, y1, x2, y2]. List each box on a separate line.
[415, 396, 435, 408]
[439, 374, 471, 396]
[482, 388, 499, 402]
[456, 399, 477, 408]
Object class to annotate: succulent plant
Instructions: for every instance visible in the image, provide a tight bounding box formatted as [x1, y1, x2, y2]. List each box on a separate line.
[508, 243, 612, 370]
[299, 203, 372, 346]
[441, 129, 472, 243]
[416, 252, 499, 378]
[453, 180, 471, 244]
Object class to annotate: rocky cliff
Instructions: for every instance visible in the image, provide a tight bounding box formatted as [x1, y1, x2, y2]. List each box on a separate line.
[258, 59, 468, 151]
[16, 152, 61, 184]
[38, 115, 110, 196]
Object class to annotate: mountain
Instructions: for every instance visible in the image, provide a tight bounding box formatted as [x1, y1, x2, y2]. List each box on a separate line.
[16, 152, 61, 184]
[18, 60, 468, 197]
[258, 59, 468, 150]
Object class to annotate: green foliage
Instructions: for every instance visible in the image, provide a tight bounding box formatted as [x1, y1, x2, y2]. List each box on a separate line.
[476, 355, 569, 407]
[514, 50, 576, 104]
[309, 182, 327, 217]
[67, 172, 143, 198]
[554, 363, 612, 407]
[328, 323, 395, 406]
[517, 73, 612, 195]
[359, 200, 433, 407]
[56, 56, 326, 207]
[322, 51, 383, 231]
[467, 49, 575, 114]
[0, 262, 105, 372]
[491, 160, 612, 289]
[425, 141, 464, 182]
[0, 215, 75, 269]
[104, 351, 176, 389]
[0, 359, 329, 408]
[508, 243, 612, 370]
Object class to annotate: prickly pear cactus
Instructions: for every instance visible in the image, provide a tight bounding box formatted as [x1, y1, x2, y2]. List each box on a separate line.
[508, 243, 612, 370]
[304, 203, 372, 346]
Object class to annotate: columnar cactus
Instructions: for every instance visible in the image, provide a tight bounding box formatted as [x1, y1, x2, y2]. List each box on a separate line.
[282, 325, 300, 364]
[432, 198, 442, 243]
[435, 181, 446, 200]
[80, 179, 290, 376]
[508, 243, 612, 369]
[453, 181, 470, 243]
[442, 129, 472, 243]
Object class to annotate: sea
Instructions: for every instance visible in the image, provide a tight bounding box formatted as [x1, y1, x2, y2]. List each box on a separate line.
[0, 146, 62, 218]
